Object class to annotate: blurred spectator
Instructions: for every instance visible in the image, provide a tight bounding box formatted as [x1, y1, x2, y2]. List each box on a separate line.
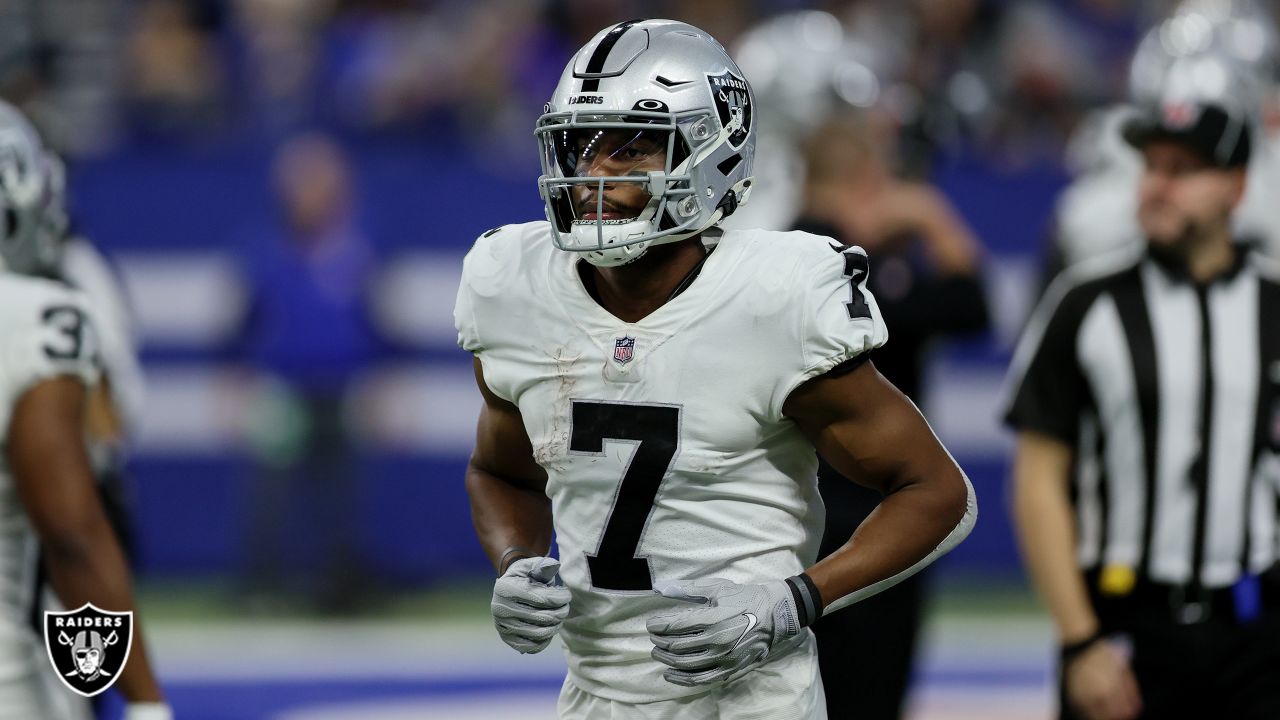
[0, 0, 126, 155]
[984, 3, 1100, 167]
[791, 111, 990, 719]
[230, 0, 330, 133]
[237, 132, 381, 613]
[123, 0, 229, 140]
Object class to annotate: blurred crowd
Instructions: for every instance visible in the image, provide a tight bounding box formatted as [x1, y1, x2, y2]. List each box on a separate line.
[0, 0, 1200, 168]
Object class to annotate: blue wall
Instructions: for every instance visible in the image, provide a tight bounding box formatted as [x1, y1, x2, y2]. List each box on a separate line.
[80, 139, 1064, 584]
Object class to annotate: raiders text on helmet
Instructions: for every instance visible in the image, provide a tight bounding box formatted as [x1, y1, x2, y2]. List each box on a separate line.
[535, 19, 756, 267]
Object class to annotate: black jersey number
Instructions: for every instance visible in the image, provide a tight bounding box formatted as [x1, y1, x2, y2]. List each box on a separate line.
[41, 305, 87, 361]
[570, 400, 680, 592]
[829, 244, 872, 320]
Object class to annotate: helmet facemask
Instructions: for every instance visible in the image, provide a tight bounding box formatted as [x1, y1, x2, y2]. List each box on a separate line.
[537, 107, 729, 267]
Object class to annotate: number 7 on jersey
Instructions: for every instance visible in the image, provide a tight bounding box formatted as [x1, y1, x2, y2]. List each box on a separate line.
[570, 401, 680, 592]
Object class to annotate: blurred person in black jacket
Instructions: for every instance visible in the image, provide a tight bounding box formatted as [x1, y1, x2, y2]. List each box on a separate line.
[791, 112, 990, 719]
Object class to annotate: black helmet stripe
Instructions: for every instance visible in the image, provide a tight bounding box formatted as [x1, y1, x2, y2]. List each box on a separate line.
[580, 19, 642, 92]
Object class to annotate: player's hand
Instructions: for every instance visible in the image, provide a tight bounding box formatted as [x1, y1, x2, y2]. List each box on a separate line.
[1063, 640, 1142, 720]
[646, 577, 804, 687]
[123, 703, 173, 720]
[491, 556, 571, 654]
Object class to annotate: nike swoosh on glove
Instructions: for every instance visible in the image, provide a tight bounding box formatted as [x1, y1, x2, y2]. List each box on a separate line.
[124, 703, 174, 720]
[491, 556, 572, 654]
[646, 576, 812, 687]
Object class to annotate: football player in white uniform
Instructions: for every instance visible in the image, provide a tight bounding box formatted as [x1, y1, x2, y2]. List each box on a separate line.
[455, 20, 977, 719]
[0, 101, 170, 720]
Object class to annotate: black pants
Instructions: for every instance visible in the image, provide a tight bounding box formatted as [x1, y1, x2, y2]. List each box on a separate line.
[1059, 602, 1280, 719]
[812, 463, 925, 720]
[244, 390, 365, 613]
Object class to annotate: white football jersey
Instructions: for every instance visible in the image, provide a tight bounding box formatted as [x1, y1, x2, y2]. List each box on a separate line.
[60, 238, 144, 439]
[455, 221, 887, 703]
[0, 273, 98, 686]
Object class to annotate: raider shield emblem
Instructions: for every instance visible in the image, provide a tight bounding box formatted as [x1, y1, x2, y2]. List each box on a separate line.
[44, 604, 133, 697]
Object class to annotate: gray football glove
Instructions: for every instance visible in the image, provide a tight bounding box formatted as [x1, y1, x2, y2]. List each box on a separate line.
[491, 556, 571, 654]
[646, 576, 819, 687]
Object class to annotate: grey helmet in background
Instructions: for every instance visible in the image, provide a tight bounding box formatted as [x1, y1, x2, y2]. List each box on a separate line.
[535, 19, 756, 267]
[0, 100, 67, 277]
[1173, 0, 1279, 86]
[1130, 1, 1277, 110]
[725, 10, 885, 231]
[734, 10, 885, 137]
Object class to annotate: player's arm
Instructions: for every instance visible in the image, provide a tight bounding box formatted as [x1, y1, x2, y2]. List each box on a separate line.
[646, 357, 973, 687]
[782, 358, 975, 615]
[7, 376, 164, 704]
[465, 356, 552, 574]
[467, 357, 571, 656]
[1013, 431, 1141, 720]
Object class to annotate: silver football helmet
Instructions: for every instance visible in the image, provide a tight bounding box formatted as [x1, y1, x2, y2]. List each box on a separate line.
[1130, 0, 1278, 106]
[535, 20, 755, 267]
[734, 11, 885, 136]
[0, 100, 66, 276]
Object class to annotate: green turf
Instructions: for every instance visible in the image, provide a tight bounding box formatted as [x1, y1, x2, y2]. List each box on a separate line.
[135, 573, 1040, 624]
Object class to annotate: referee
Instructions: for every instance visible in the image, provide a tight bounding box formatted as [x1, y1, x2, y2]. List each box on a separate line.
[1004, 70, 1280, 719]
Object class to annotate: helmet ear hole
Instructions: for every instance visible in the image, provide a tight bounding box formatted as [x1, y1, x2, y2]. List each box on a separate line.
[716, 154, 742, 176]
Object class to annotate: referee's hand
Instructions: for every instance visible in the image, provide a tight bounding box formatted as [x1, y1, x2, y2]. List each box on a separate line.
[1064, 640, 1142, 720]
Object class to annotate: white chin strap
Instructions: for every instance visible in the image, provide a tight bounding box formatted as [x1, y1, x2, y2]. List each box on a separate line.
[576, 218, 654, 267]
[573, 175, 753, 268]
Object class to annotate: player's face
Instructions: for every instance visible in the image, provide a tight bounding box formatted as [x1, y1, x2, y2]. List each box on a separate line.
[571, 128, 667, 221]
[76, 648, 100, 674]
[1137, 141, 1244, 248]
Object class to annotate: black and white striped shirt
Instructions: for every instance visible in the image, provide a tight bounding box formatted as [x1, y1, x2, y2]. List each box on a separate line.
[1005, 246, 1280, 588]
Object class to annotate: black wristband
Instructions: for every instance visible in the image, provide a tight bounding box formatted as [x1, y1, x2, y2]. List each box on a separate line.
[785, 573, 824, 628]
[1059, 630, 1105, 668]
[497, 546, 537, 575]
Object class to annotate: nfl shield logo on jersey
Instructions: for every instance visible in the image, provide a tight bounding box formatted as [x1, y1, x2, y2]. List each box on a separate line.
[613, 336, 635, 365]
[44, 604, 133, 697]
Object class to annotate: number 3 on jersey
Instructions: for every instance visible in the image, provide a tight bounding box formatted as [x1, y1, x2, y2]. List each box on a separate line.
[570, 400, 680, 592]
[41, 305, 87, 360]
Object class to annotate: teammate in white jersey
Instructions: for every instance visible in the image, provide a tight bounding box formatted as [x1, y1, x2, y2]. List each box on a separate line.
[455, 20, 977, 718]
[0, 101, 169, 720]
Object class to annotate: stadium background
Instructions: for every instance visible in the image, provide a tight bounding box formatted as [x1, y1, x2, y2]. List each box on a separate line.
[0, 0, 1205, 717]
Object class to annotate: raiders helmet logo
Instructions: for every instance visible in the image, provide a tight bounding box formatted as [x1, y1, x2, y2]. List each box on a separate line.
[706, 70, 752, 150]
[44, 604, 133, 697]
